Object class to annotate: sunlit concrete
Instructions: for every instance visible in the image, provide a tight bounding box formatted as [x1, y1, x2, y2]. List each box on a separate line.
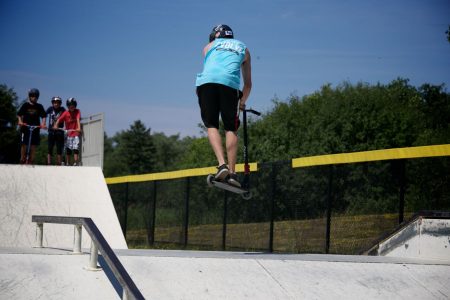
[0, 165, 127, 249]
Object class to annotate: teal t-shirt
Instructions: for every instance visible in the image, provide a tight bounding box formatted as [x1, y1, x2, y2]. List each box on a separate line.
[196, 38, 246, 90]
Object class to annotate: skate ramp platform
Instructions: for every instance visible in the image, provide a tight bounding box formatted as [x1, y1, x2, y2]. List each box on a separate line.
[366, 212, 450, 260]
[1, 247, 450, 299]
[0, 164, 127, 249]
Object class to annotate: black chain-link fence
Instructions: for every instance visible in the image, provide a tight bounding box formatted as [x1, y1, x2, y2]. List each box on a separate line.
[107, 156, 450, 254]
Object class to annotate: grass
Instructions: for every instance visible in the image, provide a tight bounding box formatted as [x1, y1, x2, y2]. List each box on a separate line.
[125, 213, 410, 254]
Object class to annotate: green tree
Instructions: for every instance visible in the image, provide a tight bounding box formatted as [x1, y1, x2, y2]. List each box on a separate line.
[446, 25, 450, 43]
[416, 83, 450, 144]
[114, 120, 157, 175]
[152, 132, 192, 171]
[180, 136, 216, 168]
[103, 132, 127, 176]
[0, 84, 19, 163]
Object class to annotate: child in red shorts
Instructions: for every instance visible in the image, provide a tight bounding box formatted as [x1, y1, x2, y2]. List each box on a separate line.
[54, 98, 81, 166]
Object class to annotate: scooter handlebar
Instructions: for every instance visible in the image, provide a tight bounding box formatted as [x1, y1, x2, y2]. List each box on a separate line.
[245, 109, 261, 116]
[53, 128, 79, 132]
[21, 124, 46, 130]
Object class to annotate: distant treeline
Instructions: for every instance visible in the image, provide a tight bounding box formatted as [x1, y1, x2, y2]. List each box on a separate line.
[1, 78, 449, 174]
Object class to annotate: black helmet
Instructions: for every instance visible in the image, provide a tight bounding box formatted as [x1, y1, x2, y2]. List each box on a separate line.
[51, 96, 62, 104]
[28, 88, 40, 99]
[209, 24, 234, 42]
[66, 97, 77, 108]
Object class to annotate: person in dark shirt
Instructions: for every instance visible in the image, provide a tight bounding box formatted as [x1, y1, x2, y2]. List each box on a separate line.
[46, 96, 66, 165]
[17, 88, 47, 164]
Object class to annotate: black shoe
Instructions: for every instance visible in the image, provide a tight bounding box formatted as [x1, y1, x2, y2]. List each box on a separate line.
[227, 173, 241, 188]
[215, 164, 229, 181]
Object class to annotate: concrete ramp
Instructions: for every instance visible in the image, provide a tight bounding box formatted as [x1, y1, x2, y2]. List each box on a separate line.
[2, 248, 449, 299]
[117, 250, 450, 299]
[0, 248, 118, 300]
[367, 213, 450, 260]
[0, 165, 127, 249]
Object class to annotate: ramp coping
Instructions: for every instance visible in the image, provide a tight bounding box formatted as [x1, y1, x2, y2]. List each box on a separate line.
[32, 215, 145, 300]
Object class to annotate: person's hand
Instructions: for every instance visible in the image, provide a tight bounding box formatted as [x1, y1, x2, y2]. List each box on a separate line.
[239, 101, 246, 111]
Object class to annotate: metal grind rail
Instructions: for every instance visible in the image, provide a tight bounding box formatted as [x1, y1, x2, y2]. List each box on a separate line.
[32, 215, 145, 300]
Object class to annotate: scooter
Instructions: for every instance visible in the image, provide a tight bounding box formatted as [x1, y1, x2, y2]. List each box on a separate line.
[21, 124, 44, 164]
[207, 107, 261, 199]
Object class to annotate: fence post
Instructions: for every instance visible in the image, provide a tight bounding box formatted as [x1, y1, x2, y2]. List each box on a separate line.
[222, 192, 228, 251]
[148, 181, 157, 245]
[398, 159, 406, 224]
[35, 223, 43, 248]
[183, 177, 190, 247]
[325, 165, 334, 254]
[269, 163, 276, 253]
[123, 182, 129, 238]
[73, 224, 82, 253]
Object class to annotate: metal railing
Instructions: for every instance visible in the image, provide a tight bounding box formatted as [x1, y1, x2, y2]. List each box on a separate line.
[32, 215, 145, 300]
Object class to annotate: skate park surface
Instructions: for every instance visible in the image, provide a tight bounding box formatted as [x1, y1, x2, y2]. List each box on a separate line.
[1, 164, 450, 299]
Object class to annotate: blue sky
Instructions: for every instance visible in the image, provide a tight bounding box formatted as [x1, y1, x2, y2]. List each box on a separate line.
[1, 0, 449, 137]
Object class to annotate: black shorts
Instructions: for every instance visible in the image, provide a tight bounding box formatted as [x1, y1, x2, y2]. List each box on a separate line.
[48, 130, 65, 155]
[197, 83, 241, 131]
[20, 127, 40, 146]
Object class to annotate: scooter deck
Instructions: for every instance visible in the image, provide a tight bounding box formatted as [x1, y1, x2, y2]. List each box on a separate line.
[207, 174, 252, 199]
[210, 179, 248, 194]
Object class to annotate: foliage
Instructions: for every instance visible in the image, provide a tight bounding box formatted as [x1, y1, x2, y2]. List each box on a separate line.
[446, 25, 450, 43]
[1, 80, 449, 218]
[104, 120, 157, 176]
[0, 84, 19, 163]
[250, 79, 437, 163]
[152, 132, 192, 172]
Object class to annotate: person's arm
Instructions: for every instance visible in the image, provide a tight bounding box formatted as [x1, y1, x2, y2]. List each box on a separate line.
[40, 117, 47, 129]
[54, 111, 65, 129]
[202, 42, 213, 56]
[240, 48, 252, 110]
[17, 115, 24, 127]
[76, 110, 81, 132]
[17, 105, 24, 126]
[76, 119, 81, 132]
[40, 106, 47, 129]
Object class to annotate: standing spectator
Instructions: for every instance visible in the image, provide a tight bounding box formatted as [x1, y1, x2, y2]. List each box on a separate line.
[54, 98, 81, 166]
[46, 96, 66, 165]
[17, 88, 46, 164]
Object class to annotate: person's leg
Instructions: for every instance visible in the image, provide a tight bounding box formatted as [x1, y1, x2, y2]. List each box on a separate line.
[29, 145, 37, 164]
[56, 154, 62, 165]
[208, 128, 226, 166]
[72, 136, 80, 165]
[65, 149, 71, 166]
[47, 132, 55, 165]
[225, 131, 238, 173]
[28, 130, 40, 164]
[73, 151, 79, 165]
[220, 85, 241, 186]
[20, 129, 28, 163]
[65, 136, 72, 165]
[198, 84, 227, 170]
[55, 136, 63, 165]
[20, 144, 26, 164]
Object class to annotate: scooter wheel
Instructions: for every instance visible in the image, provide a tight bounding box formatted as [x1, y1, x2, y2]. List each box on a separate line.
[207, 174, 214, 187]
[241, 191, 252, 200]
